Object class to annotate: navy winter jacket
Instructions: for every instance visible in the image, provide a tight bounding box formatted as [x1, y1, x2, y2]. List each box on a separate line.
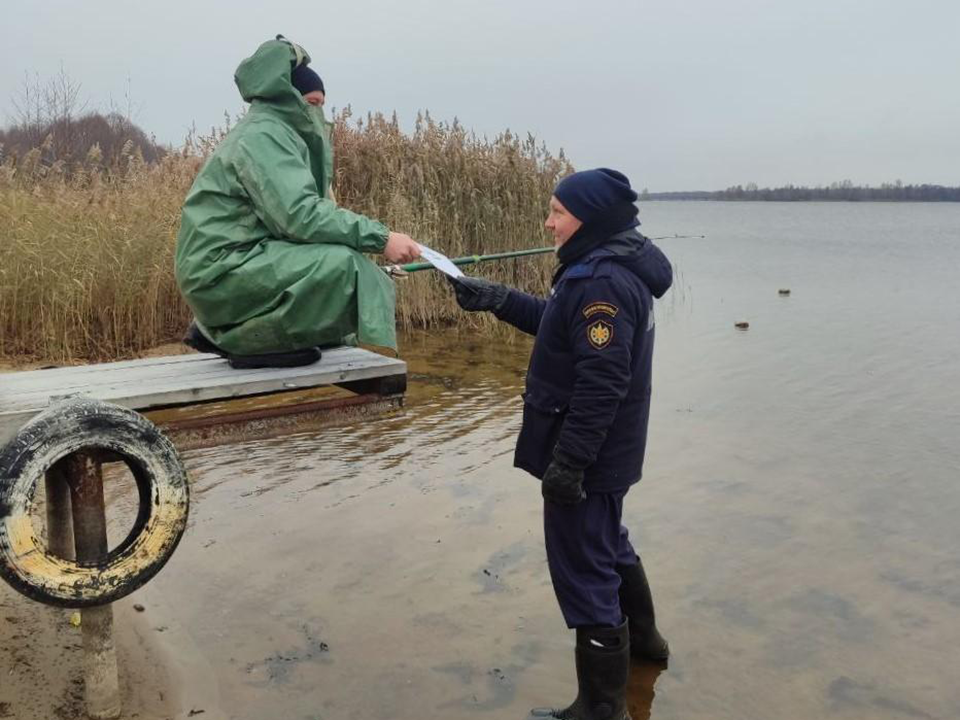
[496, 230, 673, 493]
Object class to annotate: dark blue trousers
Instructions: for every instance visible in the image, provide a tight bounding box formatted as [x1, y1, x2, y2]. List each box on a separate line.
[543, 490, 638, 628]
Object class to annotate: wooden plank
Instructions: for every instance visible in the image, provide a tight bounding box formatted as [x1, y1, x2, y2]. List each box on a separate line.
[0, 347, 396, 400]
[337, 373, 408, 397]
[3, 360, 402, 406]
[149, 394, 405, 452]
[1, 346, 378, 391]
[0, 353, 212, 386]
[0, 356, 404, 413]
[0, 363, 403, 408]
[0, 347, 405, 446]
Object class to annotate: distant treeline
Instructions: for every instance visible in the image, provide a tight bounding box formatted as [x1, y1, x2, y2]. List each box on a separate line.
[0, 112, 167, 169]
[0, 69, 166, 171]
[643, 181, 960, 202]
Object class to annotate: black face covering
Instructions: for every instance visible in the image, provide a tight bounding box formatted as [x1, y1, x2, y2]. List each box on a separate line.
[556, 201, 640, 267]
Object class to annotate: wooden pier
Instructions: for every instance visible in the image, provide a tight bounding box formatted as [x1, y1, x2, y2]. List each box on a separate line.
[0, 346, 407, 450]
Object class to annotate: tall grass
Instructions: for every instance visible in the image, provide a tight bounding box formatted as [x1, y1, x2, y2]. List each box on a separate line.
[0, 110, 571, 363]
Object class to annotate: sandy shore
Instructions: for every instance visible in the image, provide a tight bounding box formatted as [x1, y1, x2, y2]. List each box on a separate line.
[0, 594, 182, 720]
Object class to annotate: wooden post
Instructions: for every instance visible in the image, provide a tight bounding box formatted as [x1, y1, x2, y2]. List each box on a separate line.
[67, 451, 121, 720]
[44, 458, 75, 561]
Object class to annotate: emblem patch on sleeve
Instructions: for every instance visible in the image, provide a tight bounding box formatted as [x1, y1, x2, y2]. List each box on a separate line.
[582, 302, 619, 319]
[587, 320, 614, 349]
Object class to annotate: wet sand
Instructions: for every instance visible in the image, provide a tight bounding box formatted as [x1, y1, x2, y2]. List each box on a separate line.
[0, 598, 180, 719]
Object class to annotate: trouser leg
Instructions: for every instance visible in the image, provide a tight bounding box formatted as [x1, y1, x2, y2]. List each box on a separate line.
[615, 524, 639, 566]
[543, 491, 628, 629]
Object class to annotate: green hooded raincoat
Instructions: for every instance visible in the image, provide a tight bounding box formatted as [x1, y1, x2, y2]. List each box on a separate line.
[175, 39, 397, 354]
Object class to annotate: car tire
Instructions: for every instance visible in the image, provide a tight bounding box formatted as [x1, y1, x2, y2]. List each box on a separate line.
[0, 397, 189, 607]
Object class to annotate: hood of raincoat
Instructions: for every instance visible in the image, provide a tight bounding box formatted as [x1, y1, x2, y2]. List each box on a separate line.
[235, 38, 311, 122]
[234, 38, 333, 188]
[235, 38, 308, 101]
[595, 228, 674, 298]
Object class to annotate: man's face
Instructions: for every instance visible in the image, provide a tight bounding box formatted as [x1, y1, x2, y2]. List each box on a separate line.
[544, 196, 583, 247]
[303, 90, 326, 107]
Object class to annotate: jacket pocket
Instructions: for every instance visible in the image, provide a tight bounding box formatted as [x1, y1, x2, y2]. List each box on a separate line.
[514, 384, 571, 478]
[521, 383, 571, 415]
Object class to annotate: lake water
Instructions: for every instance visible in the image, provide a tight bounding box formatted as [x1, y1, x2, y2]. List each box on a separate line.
[6, 201, 958, 719]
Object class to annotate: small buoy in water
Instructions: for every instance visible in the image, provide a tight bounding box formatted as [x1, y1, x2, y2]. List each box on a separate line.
[735, 320, 750, 330]
[778, 288, 791, 296]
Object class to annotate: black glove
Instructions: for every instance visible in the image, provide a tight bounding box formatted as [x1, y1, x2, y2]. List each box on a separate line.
[541, 451, 586, 505]
[448, 275, 509, 313]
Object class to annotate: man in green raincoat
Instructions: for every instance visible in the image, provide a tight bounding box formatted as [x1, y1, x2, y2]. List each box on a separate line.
[175, 36, 420, 364]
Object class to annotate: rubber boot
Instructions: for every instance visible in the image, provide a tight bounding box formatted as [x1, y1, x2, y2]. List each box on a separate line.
[182, 319, 321, 369]
[183, 320, 226, 357]
[225, 346, 321, 369]
[617, 558, 669, 662]
[528, 619, 631, 720]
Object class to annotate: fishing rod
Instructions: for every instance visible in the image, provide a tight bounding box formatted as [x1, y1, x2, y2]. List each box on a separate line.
[384, 247, 554, 276]
[383, 234, 705, 276]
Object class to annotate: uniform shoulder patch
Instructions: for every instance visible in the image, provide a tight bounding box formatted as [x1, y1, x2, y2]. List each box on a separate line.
[587, 319, 614, 350]
[582, 301, 619, 319]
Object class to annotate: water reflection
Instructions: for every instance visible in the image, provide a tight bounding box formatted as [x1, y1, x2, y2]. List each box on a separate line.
[185, 332, 528, 509]
[627, 662, 665, 720]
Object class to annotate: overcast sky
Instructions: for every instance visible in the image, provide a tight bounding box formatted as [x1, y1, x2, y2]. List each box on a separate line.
[3, 0, 958, 191]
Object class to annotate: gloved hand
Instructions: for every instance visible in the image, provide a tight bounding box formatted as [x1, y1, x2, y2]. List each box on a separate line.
[448, 275, 509, 313]
[541, 451, 586, 505]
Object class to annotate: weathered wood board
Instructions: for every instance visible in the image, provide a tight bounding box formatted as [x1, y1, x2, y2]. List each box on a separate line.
[0, 347, 406, 447]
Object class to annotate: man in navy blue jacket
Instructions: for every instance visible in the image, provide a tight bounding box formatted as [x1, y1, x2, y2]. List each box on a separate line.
[450, 169, 673, 720]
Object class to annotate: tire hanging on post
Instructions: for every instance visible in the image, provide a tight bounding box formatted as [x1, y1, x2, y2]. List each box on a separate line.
[0, 397, 189, 608]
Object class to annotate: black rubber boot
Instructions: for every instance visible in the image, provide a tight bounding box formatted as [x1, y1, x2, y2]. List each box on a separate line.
[183, 320, 227, 357]
[528, 620, 632, 720]
[225, 347, 321, 369]
[617, 558, 669, 662]
[182, 320, 322, 369]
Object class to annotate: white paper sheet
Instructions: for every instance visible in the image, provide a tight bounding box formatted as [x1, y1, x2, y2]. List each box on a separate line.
[418, 243, 464, 278]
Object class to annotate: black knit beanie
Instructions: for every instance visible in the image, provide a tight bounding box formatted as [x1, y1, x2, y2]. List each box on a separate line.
[291, 64, 325, 96]
[554, 168, 641, 266]
[553, 168, 638, 225]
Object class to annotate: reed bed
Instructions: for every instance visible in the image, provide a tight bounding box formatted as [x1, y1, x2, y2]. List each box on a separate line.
[0, 110, 571, 363]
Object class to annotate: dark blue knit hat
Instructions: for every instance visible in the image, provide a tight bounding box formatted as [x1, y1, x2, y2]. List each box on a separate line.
[291, 64, 325, 96]
[553, 168, 638, 224]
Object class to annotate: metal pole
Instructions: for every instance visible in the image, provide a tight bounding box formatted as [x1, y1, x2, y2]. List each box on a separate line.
[44, 458, 75, 561]
[67, 451, 121, 720]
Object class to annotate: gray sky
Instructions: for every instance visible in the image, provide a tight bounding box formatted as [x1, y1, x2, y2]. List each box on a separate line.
[3, 0, 958, 191]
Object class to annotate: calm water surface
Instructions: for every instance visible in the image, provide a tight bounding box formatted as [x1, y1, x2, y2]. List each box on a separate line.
[107, 202, 960, 718]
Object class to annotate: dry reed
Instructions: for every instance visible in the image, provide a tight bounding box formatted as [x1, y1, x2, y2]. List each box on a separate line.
[0, 110, 571, 363]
